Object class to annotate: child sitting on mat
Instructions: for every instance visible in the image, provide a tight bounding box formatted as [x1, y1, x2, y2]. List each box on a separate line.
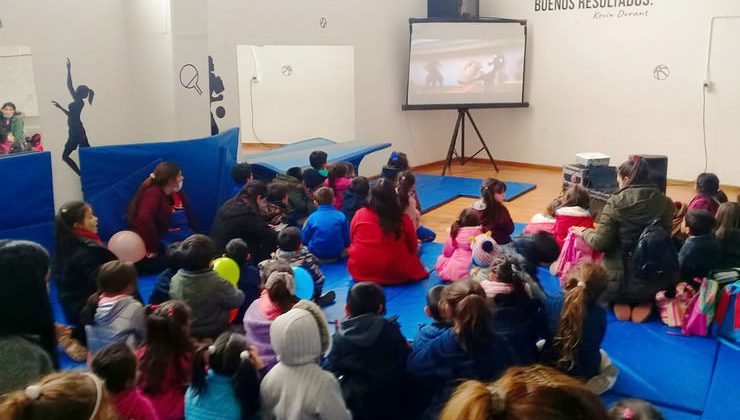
[274, 167, 316, 226]
[302, 187, 350, 262]
[137, 301, 194, 420]
[381, 151, 409, 181]
[303, 150, 329, 191]
[169, 235, 244, 339]
[435, 208, 482, 281]
[224, 238, 260, 323]
[92, 342, 158, 420]
[687, 172, 727, 216]
[324, 282, 411, 420]
[476, 178, 515, 244]
[342, 176, 370, 222]
[82, 261, 146, 356]
[186, 331, 263, 420]
[231, 162, 253, 197]
[397, 171, 436, 242]
[548, 185, 594, 248]
[324, 162, 354, 210]
[678, 210, 721, 285]
[415, 285, 450, 346]
[260, 227, 336, 306]
[541, 262, 618, 395]
[261, 182, 289, 230]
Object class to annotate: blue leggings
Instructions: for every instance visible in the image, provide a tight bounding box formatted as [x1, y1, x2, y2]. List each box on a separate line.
[417, 226, 436, 243]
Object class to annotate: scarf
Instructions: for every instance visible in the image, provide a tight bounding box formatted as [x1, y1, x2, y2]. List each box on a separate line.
[258, 290, 282, 320]
[73, 227, 104, 246]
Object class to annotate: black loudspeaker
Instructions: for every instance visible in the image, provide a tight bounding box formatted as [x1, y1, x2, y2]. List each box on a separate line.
[630, 154, 668, 193]
[428, 0, 479, 18]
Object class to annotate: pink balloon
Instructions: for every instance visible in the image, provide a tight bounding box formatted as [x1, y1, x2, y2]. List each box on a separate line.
[108, 230, 146, 263]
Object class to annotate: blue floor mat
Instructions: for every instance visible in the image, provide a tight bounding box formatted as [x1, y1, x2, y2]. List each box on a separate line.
[701, 345, 740, 420]
[602, 314, 718, 414]
[415, 174, 536, 213]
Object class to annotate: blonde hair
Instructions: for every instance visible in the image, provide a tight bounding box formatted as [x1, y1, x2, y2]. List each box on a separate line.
[0, 371, 116, 420]
[554, 262, 608, 370]
[441, 365, 608, 420]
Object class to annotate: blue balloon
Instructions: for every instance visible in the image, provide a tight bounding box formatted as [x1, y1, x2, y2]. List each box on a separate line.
[293, 267, 314, 300]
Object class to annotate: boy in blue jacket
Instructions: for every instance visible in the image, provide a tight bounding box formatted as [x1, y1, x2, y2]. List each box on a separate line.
[324, 282, 410, 420]
[302, 187, 350, 261]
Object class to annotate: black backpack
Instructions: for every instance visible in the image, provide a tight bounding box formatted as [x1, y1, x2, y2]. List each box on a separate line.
[630, 219, 678, 280]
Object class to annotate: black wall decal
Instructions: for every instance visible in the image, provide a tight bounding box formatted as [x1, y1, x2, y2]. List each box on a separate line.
[208, 56, 225, 135]
[179, 64, 203, 95]
[52, 58, 94, 175]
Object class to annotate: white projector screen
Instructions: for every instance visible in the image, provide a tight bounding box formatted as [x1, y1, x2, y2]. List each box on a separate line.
[404, 19, 527, 109]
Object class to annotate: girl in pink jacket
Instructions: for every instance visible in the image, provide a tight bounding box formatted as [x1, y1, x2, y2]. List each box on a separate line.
[324, 162, 353, 210]
[435, 208, 482, 281]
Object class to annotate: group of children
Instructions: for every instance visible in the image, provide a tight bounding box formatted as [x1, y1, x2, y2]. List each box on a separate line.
[2, 146, 738, 419]
[1, 102, 43, 156]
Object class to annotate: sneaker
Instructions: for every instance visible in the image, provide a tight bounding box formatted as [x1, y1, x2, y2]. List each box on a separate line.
[316, 290, 336, 307]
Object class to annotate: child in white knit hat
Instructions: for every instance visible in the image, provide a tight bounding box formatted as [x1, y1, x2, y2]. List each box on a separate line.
[469, 233, 498, 283]
[260, 300, 351, 420]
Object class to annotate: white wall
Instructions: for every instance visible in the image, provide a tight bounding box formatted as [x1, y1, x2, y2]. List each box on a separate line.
[207, 0, 458, 177]
[1, 0, 136, 203]
[236, 45, 356, 144]
[482, 0, 740, 185]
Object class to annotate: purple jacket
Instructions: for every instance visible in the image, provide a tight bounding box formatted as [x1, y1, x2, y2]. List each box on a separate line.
[243, 297, 279, 372]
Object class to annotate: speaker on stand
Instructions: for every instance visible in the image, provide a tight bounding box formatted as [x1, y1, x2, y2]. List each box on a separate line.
[428, 0, 480, 18]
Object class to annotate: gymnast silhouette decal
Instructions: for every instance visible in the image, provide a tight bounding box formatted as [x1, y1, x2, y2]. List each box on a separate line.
[209, 55, 226, 135]
[52, 58, 94, 175]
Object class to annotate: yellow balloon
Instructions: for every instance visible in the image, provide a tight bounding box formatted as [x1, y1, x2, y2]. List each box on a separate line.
[212, 257, 240, 287]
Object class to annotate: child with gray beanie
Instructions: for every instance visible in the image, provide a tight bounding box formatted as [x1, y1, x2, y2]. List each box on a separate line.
[260, 299, 351, 420]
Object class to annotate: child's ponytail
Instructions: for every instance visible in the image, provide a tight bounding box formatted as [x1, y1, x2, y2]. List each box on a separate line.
[127, 162, 181, 224]
[554, 262, 608, 370]
[480, 178, 507, 223]
[396, 171, 416, 211]
[450, 208, 481, 246]
[439, 379, 492, 420]
[327, 163, 349, 189]
[0, 391, 33, 419]
[190, 343, 211, 395]
[443, 280, 493, 357]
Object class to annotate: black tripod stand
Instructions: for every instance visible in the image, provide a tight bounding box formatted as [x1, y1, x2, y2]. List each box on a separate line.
[441, 108, 498, 176]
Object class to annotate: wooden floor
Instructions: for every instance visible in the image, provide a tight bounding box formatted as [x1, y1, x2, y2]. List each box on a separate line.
[243, 143, 740, 242]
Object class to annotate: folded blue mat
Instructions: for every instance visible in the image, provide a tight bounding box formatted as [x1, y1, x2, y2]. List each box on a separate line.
[245, 139, 391, 181]
[415, 174, 536, 213]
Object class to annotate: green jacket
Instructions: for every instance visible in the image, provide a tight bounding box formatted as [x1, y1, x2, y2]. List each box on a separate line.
[582, 184, 674, 304]
[2, 115, 25, 152]
[274, 173, 316, 220]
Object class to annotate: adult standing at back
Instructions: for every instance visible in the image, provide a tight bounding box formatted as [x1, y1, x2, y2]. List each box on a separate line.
[210, 180, 278, 263]
[1, 102, 25, 152]
[347, 178, 428, 285]
[128, 162, 197, 272]
[572, 157, 674, 323]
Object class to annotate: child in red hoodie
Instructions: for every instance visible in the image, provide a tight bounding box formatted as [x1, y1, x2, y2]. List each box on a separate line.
[547, 185, 594, 248]
[92, 341, 158, 420]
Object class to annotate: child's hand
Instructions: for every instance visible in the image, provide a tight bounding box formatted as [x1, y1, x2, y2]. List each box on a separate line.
[248, 346, 266, 370]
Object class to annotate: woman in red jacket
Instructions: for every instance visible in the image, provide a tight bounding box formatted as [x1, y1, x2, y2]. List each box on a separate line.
[348, 178, 428, 285]
[127, 162, 196, 271]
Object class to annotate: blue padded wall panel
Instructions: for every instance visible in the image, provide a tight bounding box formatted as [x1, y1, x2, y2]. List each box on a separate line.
[0, 152, 55, 251]
[80, 129, 239, 239]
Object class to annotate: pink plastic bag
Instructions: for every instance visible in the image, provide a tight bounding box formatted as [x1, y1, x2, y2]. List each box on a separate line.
[555, 231, 603, 286]
[656, 282, 696, 328]
[682, 278, 719, 337]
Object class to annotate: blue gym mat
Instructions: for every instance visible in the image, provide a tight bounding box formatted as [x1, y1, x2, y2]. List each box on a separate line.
[50, 234, 740, 419]
[415, 174, 536, 213]
[244, 138, 392, 182]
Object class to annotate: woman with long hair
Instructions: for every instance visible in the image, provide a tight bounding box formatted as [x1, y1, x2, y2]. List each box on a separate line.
[210, 179, 278, 263]
[127, 161, 197, 271]
[0, 240, 58, 395]
[347, 178, 427, 285]
[54, 201, 118, 359]
[572, 157, 674, 323]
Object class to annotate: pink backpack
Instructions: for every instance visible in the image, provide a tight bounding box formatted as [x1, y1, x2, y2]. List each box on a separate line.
[681, 278, 719, 336]
[656, 282, 696, 328]
[555, 231, 603, 285]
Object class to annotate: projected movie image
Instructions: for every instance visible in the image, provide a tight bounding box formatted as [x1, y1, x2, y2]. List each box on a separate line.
[406, 22, 527, 107]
